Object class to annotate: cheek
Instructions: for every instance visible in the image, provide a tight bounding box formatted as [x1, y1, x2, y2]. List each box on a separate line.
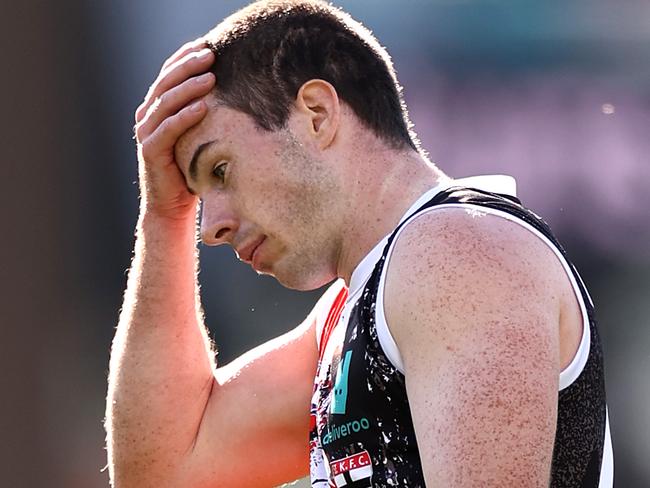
[238, 141, 334, 233]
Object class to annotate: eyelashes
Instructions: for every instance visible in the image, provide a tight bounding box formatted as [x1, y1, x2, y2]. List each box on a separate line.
[212, 161, 228, 183]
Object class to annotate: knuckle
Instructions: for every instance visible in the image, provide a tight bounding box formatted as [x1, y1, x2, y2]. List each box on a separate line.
[144, 83, 158, 102]
[134, 121, 146, 142]
[158, 90, 171, 107]
[138, 140, 153, 161]
[135, 100, 149, 122]
[134, 113, 146, 129]
[148, 97, 162, 117]
[158, 117, 173, 136]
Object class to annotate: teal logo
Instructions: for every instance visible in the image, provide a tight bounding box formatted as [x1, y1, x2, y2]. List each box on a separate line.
[322, 417, 371, 445]
[330, 350, 353, 414]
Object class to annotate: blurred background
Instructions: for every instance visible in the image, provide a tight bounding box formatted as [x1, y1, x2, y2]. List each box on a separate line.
[2, 0, 648, 486]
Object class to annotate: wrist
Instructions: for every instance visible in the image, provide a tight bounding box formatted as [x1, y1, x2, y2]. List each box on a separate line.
[138, 199, 198, 225]
[137, 205, 199, 239]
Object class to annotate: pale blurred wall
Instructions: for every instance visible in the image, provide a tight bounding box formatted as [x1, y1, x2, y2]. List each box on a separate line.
[1, 1, 648, 486]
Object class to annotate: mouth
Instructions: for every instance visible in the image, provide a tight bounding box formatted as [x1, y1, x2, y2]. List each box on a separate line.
[236, 236, 266, 265]
[250, 236, 267, 271]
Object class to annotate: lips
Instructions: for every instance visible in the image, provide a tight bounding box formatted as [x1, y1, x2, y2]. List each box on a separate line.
[236, 236, 266, 264]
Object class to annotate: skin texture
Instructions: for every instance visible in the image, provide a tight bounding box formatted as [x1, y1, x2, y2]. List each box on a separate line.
[384, 207, 582, 486]
[107, 41, 219, 488]
[174, 92, 344, 291]
[172, 78, 445, 290]
[106, 35, 584, 488]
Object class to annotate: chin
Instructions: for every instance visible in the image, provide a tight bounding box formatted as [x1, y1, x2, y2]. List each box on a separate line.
[271, 259, 336, 291]
[273, 272, 328, 291]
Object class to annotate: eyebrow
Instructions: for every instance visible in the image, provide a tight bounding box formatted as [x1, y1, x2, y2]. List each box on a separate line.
[188, 139, 218, 183]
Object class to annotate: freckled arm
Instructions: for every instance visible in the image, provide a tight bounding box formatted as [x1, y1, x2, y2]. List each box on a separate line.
[384, 209, 560, 487]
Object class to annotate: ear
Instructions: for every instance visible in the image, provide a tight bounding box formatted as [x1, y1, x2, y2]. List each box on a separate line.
[295, 79, 340, 149]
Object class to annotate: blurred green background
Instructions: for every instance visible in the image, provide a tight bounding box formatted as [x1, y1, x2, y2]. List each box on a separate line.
[2, 0, 648, 486]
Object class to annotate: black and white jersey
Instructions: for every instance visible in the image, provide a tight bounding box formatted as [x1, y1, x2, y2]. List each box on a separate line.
[308, 176, 613, 487]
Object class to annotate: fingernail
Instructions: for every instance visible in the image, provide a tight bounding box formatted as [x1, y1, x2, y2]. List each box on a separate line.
[191, 101, 203, 112]
[196, 73, 213, 84]
[198, 49, 213, 59]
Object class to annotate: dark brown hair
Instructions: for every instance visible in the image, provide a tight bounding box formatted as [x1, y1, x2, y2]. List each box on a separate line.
[204, 0, 418, 151]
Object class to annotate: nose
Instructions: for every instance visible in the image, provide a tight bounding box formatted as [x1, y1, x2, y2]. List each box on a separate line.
[200, 201, 239, 246]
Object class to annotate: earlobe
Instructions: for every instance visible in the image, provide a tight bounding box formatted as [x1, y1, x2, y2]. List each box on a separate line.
[296, 79, 340, 149]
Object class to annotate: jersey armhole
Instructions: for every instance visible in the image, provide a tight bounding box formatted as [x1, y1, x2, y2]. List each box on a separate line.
[375, 204, 592, 391]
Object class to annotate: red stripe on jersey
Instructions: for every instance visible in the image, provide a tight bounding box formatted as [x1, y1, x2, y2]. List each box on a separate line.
[318, 286, 348, 362]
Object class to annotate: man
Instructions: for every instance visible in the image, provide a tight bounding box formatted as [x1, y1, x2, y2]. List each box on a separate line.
[105, 1, 612, 486]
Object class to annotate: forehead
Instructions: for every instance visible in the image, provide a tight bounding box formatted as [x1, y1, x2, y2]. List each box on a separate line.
[174, 100, 264, 177]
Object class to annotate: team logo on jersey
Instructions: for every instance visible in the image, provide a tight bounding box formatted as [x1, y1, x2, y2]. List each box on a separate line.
[330, 450, 373, 487]
[330, 350, 353, 414]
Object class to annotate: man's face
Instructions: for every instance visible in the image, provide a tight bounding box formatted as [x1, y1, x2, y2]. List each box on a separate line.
[176, 98, 342, 290]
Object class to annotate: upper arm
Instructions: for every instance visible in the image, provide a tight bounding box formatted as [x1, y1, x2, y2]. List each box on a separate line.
[179, 280, 345, 488]
[384, 208, 562, 487]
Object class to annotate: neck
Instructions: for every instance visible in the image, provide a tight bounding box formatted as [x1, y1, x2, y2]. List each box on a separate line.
[335, 149, 449, 284]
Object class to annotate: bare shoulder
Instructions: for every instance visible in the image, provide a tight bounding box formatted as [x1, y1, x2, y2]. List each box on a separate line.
[384, 205, 566, 349]
[382, 206, 565, 486]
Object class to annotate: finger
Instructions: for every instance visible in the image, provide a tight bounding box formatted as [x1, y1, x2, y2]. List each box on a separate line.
[142, 100, 208, 163]
[161, 38, 207, 71]
[135, 48, 214, 124]
[145, 39, 207, 111]
[156, 48, 215, 99]
[136, 48, 214, 123]
[135, 72, 215, 141]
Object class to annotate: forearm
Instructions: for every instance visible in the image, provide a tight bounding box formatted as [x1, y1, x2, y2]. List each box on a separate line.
[106, 211, 216, 486]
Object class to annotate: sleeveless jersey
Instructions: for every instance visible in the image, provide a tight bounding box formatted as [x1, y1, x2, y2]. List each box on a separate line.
[309, 177, 613, 487]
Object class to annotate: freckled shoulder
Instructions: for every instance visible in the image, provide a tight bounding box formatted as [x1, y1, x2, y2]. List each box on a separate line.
[382, 205, 565, 356]
[381, 206, 564, 486]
